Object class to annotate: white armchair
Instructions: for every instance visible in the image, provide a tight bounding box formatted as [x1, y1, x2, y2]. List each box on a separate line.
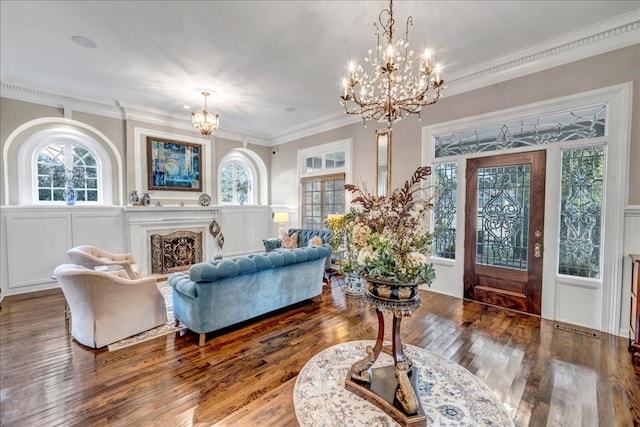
[67, 245, 141, 279]
[53, 264, 167, 349]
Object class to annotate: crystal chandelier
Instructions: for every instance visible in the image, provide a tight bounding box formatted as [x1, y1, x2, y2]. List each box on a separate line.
[192, 91, 220, 137]
[340, 0, 445, 127]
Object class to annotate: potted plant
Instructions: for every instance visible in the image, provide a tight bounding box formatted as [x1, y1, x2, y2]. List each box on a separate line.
[343, 166, 436, 301]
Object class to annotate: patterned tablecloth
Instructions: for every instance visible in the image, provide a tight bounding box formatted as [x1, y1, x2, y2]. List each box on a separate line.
[294, 340, 515, 427]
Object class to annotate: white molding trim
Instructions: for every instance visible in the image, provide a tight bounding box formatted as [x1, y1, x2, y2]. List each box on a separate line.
[1, 12, 637, 146]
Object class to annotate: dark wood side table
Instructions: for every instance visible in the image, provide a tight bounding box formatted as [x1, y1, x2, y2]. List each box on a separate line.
[630, 254, 640, 360]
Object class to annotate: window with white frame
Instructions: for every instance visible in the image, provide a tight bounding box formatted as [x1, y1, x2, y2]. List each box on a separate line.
[219, 157, 254, 205]
[558, 145, 605, 279]
[36, 141, 99, 202]
[301, 173, 345, 229]
[298, 140, 351, 229]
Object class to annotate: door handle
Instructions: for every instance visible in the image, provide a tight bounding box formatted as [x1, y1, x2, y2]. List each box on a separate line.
[534, 243, 542, 258]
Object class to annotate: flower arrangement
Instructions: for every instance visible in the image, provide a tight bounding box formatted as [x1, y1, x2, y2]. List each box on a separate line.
[342, 166, 436, 285]
[325, 214, 346, 253]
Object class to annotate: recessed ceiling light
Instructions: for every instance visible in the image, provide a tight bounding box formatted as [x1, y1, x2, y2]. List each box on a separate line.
[285, 107, 295, 112]
[183, 105, 190, 110]
[71, 35, 97, 49]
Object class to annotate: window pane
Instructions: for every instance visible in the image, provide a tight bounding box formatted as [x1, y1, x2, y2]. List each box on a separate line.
[300, 175, 345, 229]
[558, 146, 604, 279]
[476, 164, 530, 270]
[36, 142, 99, 203]
[433, 162, 457, 259]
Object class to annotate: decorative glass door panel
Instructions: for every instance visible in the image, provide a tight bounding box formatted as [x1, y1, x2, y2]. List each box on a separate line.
[476, 164, 530, 270]
[464, 151, 545, 315]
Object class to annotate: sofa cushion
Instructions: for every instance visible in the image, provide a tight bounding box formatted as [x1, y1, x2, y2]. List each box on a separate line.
[309, 236, 323, 246]
[282, 232, 298, 248]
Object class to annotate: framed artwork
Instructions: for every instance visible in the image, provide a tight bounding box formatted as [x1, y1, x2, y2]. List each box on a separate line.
[147, 136, 202, 191]
[375, 128, 392, 197]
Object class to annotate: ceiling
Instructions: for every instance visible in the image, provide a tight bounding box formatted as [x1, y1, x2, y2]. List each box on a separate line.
[1, 1, 638, 143]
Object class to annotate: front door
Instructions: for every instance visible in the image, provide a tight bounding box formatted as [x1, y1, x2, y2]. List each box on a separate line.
[464, 151, 546, 315]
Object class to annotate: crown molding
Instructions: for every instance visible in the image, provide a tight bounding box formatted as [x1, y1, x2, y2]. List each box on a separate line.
[1, 11, 638, 146]
[0, 82, 271, 146]
[272, 11, 639, 145]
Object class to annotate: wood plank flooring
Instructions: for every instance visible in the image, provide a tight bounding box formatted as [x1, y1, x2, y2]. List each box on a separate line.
[1, 278, 638, 426]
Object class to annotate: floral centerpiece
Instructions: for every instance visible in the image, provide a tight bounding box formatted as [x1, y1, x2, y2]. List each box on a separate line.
[325, 214, 346, 254]
[343, 166, 436, 293]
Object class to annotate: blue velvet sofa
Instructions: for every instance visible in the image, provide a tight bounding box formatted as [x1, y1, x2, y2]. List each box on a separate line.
[168, 245, 331, 346]
[263, 228, 332, 252]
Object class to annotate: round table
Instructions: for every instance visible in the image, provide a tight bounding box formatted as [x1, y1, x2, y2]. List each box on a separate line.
[294, 340, 514, 427]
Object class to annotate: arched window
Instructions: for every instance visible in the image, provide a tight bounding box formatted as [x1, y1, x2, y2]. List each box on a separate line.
[10, 123, 118, 205]
[36, 141, 99, 202]
[219, 159, 253, 205]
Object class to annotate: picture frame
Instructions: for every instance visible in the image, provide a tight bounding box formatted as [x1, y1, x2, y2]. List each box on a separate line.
[375, 128, 392, 197]
[147, 136, 202, 192]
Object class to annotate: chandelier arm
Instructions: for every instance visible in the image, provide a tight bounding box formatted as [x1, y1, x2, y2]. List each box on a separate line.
[378, 0, 394, 42]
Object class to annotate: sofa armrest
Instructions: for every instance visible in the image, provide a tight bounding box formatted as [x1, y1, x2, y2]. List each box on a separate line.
[263, 238, 282, 252]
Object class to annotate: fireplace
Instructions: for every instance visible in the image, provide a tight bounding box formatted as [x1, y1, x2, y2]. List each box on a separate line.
[150, 230, 203, 275]
[125, 206, 220, 277]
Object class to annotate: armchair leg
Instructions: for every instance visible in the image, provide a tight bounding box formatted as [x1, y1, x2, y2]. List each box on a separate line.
[199, 333, 206, 347]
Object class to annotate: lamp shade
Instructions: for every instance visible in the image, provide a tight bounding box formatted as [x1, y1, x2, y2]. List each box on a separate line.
[273, 212, 289, 223]
[327, 214, 345, 221]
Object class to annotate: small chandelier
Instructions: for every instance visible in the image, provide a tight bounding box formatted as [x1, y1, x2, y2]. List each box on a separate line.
[340, 0, 445, 127]
[192, 91, 220, 137]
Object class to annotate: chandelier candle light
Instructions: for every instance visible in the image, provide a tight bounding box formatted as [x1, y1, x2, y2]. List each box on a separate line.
[192, 91, 220, 137]
[340, 0, 445, 127]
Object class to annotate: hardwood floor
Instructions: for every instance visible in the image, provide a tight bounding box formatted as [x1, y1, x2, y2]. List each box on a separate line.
[1, 278, 638, 426]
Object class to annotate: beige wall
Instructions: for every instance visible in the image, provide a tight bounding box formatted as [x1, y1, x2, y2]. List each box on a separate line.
[272, 44, 640, 207]
[0, 102, 272, 206]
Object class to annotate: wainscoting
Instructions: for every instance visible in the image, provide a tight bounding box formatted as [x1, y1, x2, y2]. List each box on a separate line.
[0, 205, 273, 299]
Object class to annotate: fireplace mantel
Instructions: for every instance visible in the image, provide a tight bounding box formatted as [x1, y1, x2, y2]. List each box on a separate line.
[125, 206, 220, 276]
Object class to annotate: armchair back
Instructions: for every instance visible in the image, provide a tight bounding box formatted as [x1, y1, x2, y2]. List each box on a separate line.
[67, 245, 140, 279]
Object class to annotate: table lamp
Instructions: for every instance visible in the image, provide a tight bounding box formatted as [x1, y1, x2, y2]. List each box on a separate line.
[273, 212, 290, 237]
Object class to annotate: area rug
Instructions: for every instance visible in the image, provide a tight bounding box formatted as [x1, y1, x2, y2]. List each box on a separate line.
[107, 283, 186, 351]
[293, 340, 514, 427]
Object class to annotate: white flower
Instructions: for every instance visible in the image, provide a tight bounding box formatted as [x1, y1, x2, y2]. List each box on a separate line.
[407, 251, 428, 266]
[357, 246, 375, 265]
[352, 223, 371, 247]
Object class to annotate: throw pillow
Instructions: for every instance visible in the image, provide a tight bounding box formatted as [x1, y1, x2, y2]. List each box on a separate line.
[308, 236, 323, 247]
[282, 232, 298, 248]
